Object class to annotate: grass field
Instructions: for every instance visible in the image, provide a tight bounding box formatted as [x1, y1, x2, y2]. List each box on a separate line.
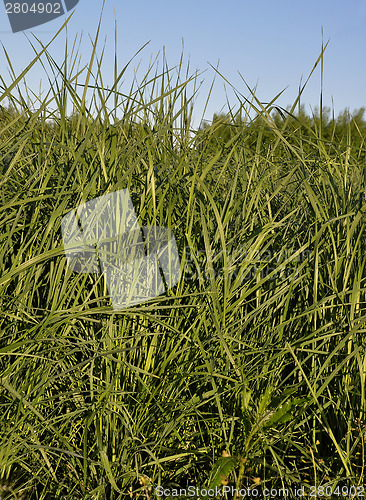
[1, 22, 366, 499]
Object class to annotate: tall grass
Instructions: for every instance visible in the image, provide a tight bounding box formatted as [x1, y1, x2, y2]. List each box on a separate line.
[1, 20, 366, 499]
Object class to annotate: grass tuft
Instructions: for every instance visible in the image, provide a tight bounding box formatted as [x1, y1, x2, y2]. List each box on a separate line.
[1, 21, 366, 499]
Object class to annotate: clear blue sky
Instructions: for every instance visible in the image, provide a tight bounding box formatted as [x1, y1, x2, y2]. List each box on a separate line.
[0, 0, 365, 128]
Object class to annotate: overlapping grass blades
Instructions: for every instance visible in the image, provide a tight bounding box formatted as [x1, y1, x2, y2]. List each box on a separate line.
[1, 19, 366, 499]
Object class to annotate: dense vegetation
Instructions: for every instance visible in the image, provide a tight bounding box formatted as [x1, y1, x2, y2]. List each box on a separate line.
[1, 24, 366, 499]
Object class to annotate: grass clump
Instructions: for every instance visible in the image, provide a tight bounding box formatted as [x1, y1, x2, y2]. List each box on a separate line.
[1, 21, 366, 500]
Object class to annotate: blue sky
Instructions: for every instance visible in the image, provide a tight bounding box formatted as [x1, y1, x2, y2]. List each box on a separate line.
[0, 0, 365, 127]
